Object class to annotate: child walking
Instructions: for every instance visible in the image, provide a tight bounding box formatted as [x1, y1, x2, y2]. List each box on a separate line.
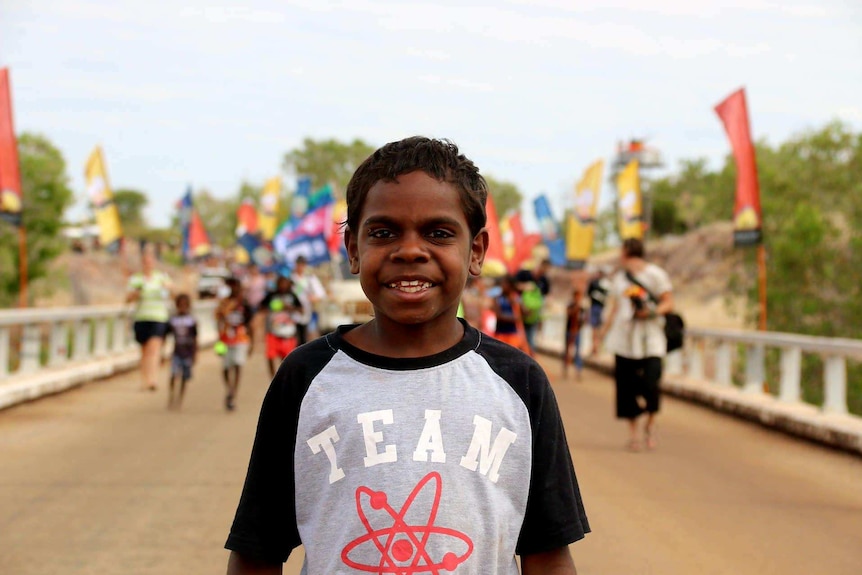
[216, 277, 254, 412]
[225, 137, 589, 574]
[165, 293, 197, 409]
[563, 287, 585, 380]
[258, 275, 304, 377]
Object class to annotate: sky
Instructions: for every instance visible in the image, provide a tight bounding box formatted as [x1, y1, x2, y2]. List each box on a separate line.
[1, 0, 860, 229]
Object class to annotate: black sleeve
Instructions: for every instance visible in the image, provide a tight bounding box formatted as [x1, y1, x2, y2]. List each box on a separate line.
[191, 319, 198, 339]
[225, 374, 300, 563]
[516, 362, 590, 555]
[260, 291, 274, 310]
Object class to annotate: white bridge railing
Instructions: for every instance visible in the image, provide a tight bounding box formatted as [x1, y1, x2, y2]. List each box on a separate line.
[0, 301, 218, 380]
[537, 314, 861, 416]
[2, 302, 859, 417]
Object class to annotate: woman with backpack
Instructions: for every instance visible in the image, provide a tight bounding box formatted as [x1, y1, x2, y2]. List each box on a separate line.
[598, 239, 674, 452]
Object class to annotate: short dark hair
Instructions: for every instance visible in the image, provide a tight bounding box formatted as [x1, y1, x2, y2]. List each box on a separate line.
[345, 136, 488, 238]
[175, 293, 190, 307]
[622, 238, 645, 258]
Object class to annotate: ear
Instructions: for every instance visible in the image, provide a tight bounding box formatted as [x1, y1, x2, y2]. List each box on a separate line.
[344, 228, 360, 275]
[469, 228, 489, 277]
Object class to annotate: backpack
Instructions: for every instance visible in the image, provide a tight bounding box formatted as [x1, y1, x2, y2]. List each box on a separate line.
[664, 312, 685, 353]
[521, 286, 544, 325]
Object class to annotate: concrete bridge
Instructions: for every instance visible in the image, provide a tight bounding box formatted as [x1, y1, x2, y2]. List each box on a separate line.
[1, 303, 861, 574]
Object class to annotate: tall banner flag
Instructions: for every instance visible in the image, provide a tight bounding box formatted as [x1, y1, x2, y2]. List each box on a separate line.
[0, 68, 22, 227]
[290, 176, 312, 222]
[565, 159, 604, 269]
[84, 146, 123, 252]
[188, 210, 211, 259]
[533, 195, 566, 266]
[258, 176, 281, 241]
[502, 211, 541, 274]
[483, 193, 507, 277]
[178, 187, 193, 259]
[715, 88, 763, 246]
[617, 160, 643, 240]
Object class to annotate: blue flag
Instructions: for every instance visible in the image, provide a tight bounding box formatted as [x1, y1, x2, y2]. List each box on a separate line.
[534, 195, 566, 267]
[178, 186, 193, 262]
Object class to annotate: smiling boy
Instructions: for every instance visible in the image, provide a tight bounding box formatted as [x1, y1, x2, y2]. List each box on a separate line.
[225, 137, 589, 575]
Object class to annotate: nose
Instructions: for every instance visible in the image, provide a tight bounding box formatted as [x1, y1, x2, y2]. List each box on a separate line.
[391, 232, 429, 263]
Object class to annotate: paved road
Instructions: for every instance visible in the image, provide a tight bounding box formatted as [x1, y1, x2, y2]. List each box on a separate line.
[1, 347, 860, 575]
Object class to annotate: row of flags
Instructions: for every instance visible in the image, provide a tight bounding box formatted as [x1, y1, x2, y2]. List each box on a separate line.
[1, 62, 762, 277]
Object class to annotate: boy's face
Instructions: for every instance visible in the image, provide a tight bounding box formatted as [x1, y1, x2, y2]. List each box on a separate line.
[345, 170, 488, 330]
[177, 299, 190, 313]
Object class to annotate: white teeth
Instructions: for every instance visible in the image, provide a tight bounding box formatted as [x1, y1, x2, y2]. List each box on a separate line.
[388, 280, 433, 293]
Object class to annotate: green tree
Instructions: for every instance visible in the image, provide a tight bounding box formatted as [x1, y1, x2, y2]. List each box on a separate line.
[283, 138, 375, 195]
[0, 133, 74, 307]
[190, 189, 239, 249]
[484, 174, 523, 219]
[113, 188, 148, 237]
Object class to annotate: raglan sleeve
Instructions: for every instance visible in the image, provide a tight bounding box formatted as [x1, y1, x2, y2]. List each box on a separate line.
[516, 363, 590, 555]
[225, 372, 301, 563]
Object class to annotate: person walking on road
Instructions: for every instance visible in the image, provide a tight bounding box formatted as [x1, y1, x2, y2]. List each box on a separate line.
[216, 277, 254, 411]
[515, 259, 551, 353]
[126, 244, 173, 392]
[258, 275, 304, 377]
[599, 238, 674, 452]
[587, 268, 610, 355]
[290, 255, 326, 345]
[165, 293, 198, 410]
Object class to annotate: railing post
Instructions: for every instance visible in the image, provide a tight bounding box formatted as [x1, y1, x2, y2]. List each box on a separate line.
[73, 319, 90, 361]
[688, 337, 704, 381]
[20, 324, 42, 373]
[111, 315, 125, 352]
[715, 340, 733, 386]
[0, 326, 9, 378]
[778, 346, 801, 403]
[49, 321, 69, 367]
[665, 349, 683, 375]
[822, 355, 848, 414]
[744, 343, 765, 393]
[93, 317, 109, 357]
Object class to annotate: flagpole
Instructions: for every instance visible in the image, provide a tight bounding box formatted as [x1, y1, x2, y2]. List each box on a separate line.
[18, 225, 28, 307]
[757, 244, 767, 331]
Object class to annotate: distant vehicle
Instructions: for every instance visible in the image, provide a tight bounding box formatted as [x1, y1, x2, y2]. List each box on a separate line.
[197, 267, 231, 299]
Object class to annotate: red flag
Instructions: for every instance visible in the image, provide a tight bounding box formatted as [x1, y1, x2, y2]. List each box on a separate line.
[715, 88, 763, 246]
[0, 68, 22, 227]
[505, 212, 540, 274]
[188, 210, 211, 257]
[236, 199, 259, 236]
[483, 194, 507, 277]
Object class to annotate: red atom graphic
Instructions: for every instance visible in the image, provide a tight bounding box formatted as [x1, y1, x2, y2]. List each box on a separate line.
[341, 471, 473, 574]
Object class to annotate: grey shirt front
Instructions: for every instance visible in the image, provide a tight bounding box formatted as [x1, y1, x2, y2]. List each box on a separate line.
[226, 321, 589, 574]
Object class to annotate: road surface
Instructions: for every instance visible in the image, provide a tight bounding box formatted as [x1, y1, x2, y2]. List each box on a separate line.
[1, 347, 860, 574]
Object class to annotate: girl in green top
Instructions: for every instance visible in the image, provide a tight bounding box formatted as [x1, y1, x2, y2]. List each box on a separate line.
[126, 245, 173, 392]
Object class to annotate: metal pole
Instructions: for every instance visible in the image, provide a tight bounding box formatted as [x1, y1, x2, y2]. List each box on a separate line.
[18, 224, 28, 308]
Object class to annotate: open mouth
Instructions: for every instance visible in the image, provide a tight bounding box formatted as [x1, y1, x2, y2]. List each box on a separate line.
[387, 280, 434, 293]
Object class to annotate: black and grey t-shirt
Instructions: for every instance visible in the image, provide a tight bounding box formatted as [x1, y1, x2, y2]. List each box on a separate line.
[226, 320, 589, 574]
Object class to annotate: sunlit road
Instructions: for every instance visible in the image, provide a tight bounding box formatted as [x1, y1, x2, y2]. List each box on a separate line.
[1, 347, 860, 575]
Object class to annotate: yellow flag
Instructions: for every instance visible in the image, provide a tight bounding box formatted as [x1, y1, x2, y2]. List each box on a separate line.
[84, 146, 123, 250]
[617, 160, 643, 240]
[565, 159, 604, 268]
[258, 176, 281, 241]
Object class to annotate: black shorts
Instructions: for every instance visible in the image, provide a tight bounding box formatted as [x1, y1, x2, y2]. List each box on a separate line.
[614, 355, 662, 419]
[134, 321, 168, 345]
